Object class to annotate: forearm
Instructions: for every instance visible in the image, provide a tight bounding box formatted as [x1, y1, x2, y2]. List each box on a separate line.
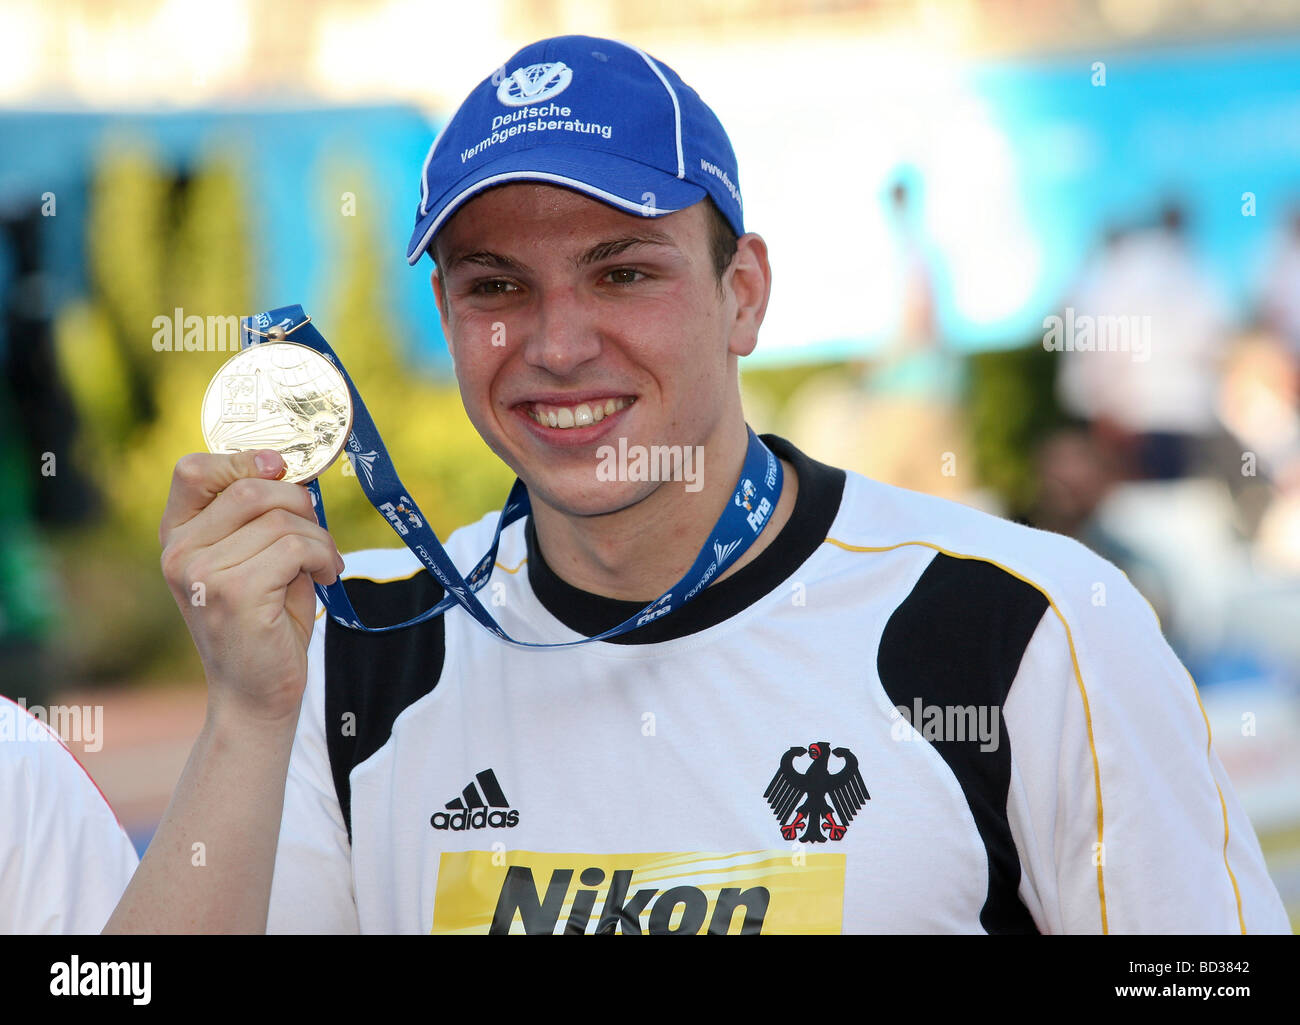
[104, 701, 298, 934]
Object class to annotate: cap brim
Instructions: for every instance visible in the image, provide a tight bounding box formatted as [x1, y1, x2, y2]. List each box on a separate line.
[406, 146, 708, 264]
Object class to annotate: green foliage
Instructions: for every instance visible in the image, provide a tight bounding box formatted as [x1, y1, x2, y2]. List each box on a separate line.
[740, 361, 842, 418]
[966, 341, 1065, 521]
[52, 301, 135, 457]
[739, 359, 846, 436]
[170, 147, 252, 321]
[47, 144, 512, 683]
[0, 383, 59, 639]
[85, 140, 170, 428]
[306, 156, 513, 551]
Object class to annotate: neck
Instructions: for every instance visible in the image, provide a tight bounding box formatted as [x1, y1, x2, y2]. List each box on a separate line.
[528, 424, 798, 602]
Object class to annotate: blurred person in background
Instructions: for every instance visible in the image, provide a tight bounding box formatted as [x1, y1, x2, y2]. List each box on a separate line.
[835, 176, 965, 498]
[1241, 202, 1300, 571]
[871, 179, 938, 379]
[1058, 201, 1232, 482]
[1049, 203, 1236, 661]
[1031, 427, 1173, 629]
[1218, 324, 1300, 575]
[1046, 200, 1300, 675]
[1259, 204, 1300, 361]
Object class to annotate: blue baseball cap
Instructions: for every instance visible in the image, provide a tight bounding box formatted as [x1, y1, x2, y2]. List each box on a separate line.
[406, 34, 744, 265]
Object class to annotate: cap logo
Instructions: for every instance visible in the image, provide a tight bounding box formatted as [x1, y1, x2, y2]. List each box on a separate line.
[497, 61, 573, 107]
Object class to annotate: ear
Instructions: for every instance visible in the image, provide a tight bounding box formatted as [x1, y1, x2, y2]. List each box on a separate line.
[431, 266, 454, 361]
[726, 233, 771, 358]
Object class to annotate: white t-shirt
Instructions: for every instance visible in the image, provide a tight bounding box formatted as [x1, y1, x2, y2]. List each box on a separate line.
[267, 435, 1290, 934]
[0, 696, 139, 933]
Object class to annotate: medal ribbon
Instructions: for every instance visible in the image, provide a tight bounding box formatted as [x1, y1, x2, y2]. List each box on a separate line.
[239, 305, 783, 647]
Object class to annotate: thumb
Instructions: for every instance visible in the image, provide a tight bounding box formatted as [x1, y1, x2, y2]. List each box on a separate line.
[160, 449, 288, 542]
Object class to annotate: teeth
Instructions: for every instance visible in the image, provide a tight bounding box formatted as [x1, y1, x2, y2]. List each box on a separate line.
[528, 396, 633, 430]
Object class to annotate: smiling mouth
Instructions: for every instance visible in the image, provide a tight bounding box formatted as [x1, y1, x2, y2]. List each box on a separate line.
[523, 396, 636, 429]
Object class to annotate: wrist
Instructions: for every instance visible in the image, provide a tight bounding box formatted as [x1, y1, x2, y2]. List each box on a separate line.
[204, 685, 303, 743]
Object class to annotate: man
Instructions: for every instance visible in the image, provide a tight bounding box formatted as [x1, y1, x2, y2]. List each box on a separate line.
[109, 35, 1289, 934]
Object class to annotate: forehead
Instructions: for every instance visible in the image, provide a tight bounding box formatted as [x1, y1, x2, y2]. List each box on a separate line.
[433, 183, 704, 261]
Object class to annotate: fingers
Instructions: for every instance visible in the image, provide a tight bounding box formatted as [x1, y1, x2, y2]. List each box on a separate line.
[161, 450, 286, 547]
[168, 512, 342, 606]
[168, 475, 320, 555]
[198, 531, 342, 618]
[215, 532, 341, 606]
[157, 451, 345, 725]
[200, 507, 344, 580]
[282, 570, 323, 646]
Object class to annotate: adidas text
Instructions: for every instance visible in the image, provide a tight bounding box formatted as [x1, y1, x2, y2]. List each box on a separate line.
[431, 808, 520, 830]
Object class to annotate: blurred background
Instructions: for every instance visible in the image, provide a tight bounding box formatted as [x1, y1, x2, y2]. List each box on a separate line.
[1, 0, 1298, 929]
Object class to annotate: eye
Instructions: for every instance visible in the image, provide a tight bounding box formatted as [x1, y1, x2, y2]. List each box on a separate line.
[471, 278, 519, 295]
[604, 267, 646, 285]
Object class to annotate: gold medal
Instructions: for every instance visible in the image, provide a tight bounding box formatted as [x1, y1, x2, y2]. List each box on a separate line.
[201, 338, 354, 484]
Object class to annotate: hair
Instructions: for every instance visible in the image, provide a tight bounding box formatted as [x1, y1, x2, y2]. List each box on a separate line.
[431, 192, 739, 287]
[702, 196, 739, 283]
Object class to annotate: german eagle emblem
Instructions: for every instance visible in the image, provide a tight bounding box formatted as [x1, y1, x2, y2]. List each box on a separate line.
[764, 742, 869, 843]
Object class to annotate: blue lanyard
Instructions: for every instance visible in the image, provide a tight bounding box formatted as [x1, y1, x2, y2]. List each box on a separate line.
[239, 306, 783, 647]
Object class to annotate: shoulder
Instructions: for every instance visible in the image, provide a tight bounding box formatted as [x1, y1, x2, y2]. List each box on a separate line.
[0, 697, 118, 810]
[826, 468, 1137, 627]
[0, 696, 138, 932]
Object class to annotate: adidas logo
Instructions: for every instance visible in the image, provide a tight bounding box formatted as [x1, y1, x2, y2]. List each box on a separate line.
[430, 768, 520, 830]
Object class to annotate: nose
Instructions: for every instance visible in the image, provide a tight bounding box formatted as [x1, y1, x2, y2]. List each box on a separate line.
[521, 283, 602, 377]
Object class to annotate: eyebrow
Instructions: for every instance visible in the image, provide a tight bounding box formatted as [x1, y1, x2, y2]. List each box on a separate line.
[577, 231, 678, 266]
[441, 250, 525, 272]
[441, 232, 679, 274]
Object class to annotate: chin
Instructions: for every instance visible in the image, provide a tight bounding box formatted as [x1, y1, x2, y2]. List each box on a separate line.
[527, 475, 662, 519]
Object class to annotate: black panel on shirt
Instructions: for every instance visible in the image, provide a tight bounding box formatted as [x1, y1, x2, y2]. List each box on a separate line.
[877, 552, 1049, 934]
[525, 433, 846, 644]
[324, 571, 447, 840]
